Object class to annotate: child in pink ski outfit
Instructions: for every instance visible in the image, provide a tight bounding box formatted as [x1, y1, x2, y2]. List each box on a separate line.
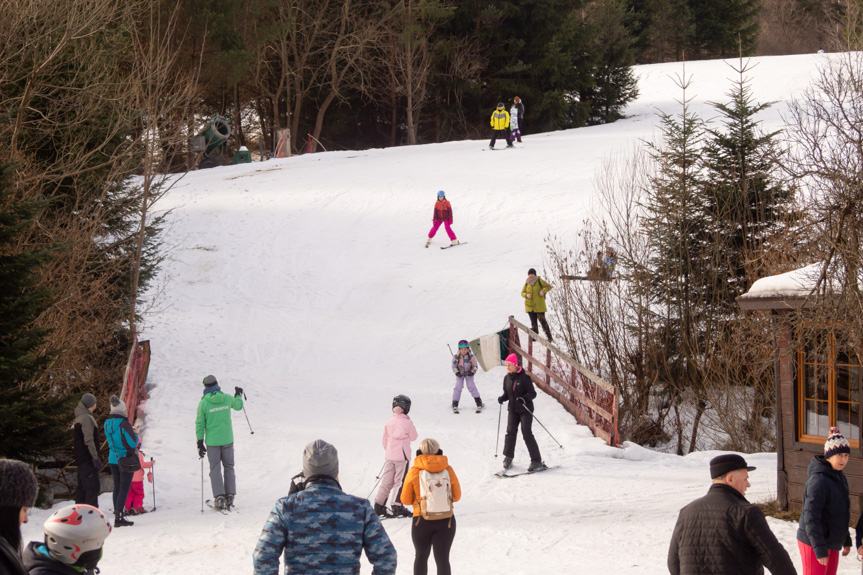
[374, 395, 417, 518]
[125, 439, 155, 515]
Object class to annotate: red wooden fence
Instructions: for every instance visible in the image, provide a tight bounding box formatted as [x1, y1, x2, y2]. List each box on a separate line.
[120, 339, 151, 427]
[507, 316, 619, 447]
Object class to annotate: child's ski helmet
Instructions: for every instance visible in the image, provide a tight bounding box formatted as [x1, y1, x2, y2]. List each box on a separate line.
[392, 394, 412, 414]
[43, 504, 111, 569]
[497, 102, 505, 109]
[458, 340, 469, 348]
[437, 190, 445, 198]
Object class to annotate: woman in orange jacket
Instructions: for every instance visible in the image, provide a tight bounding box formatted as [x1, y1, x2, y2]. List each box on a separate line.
[401, 438, 461, 575]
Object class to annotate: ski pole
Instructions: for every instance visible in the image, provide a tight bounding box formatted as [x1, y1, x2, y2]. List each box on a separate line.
[240, 390, 254, 434]
[150, 457, 156, 511]
[200, 456, 204, 514]
[365, 461, 387, 500]
[447, 344, 455, 358]
[518, 398, 564, 449]
[495, 403, 502, 458]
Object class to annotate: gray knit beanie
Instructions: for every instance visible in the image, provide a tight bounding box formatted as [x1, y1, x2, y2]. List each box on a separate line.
[0, 459, 38, 508]
[109, 394, 127, 416]
[203, 375, 218, 387]
[302, 439, 339, 479]
[80, 393, 97, 409]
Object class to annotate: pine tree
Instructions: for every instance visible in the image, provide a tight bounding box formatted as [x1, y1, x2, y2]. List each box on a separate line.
[688, 0, 761, 58]
[702, 59, 794, 303]
[0, 165, 71, 461]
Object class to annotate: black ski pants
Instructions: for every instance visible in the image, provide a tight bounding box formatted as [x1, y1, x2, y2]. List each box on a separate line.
[109, 464, 134, 517]
[489, 129, 512, 148]
[75, 459, 100, 507]
[528, 311, 553, 341]
[503, 410, 542, 463]
[411, 515, 457, 575]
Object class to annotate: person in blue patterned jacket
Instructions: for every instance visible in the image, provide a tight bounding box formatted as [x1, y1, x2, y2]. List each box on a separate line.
[252, 439, 397, 575]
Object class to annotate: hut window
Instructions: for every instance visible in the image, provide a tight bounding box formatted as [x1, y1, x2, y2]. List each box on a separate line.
[798, 331, 861, 446]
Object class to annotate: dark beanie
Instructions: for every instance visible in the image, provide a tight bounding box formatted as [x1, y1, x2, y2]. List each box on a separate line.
[528, 268, 537, 276]
[203, 375, 218, 387]
[80, 393, 97, 408]
[710, 454, 755, 479]
[0, 459, 38, 508]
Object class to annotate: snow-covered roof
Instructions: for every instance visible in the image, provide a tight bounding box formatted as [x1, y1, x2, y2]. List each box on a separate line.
[741, 264, 822, 299]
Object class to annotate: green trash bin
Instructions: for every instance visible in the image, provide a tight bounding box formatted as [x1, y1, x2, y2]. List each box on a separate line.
[233, 146, 252, 165]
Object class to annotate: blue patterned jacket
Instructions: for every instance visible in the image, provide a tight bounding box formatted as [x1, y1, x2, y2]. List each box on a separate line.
[252, 479, 397, 575]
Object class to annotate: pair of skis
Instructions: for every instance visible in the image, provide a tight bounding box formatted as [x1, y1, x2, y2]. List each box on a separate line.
[205, 499, 237, 515]
[453, 404, 483, 414]
[494, 465, 560, 479]
[427, 241, 468, 250]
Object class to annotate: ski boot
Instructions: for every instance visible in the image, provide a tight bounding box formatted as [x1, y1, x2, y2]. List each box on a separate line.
[502, 457, 513, 470]
[391, 504, 412, 517]
[374, 503, 395, 518]
[425, 238, 431, 248]
[214, 495, 227, 511]
[125, 508, 138, 516]
[451, 401, 459, 414]
[474, 397, 484, 409]
[226, 494, 235, 510]
[528, 460, 549, 472]
[134, 507, 147, 514]
[450, 239, 459, 246]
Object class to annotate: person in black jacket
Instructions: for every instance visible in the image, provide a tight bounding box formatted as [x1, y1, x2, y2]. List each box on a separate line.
[668, 453, 797, 575]
[797, 427, 852, 574]
[0, 459, 38, 575]
[72, 393, 101, 507]
[497, 354, 546, 472]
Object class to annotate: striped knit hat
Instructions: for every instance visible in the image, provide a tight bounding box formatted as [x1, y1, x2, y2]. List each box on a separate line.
[824, 427, 851, 459]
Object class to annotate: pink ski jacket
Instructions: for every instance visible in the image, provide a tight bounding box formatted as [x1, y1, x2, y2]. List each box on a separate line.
[132, 451, 154, 482]
[382, 413, 418, 461]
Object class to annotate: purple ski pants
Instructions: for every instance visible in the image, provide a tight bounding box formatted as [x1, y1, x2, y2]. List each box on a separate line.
[452, 375, 479, 402]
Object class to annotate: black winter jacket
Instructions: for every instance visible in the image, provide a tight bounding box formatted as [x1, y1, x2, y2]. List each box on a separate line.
[668, 483, 796, 575]
[797, 455, 852, 558]
[499, 368, 536, 414]
[73, 401, 100, 464]
[0, 538, 27, 575]
[22, 542, 96, 575]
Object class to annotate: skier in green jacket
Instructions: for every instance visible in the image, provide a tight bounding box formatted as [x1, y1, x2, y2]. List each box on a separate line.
[196, 375, 244, 511]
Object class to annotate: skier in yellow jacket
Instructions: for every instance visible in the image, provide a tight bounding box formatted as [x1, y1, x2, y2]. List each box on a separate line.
[489, 103, 513, 150]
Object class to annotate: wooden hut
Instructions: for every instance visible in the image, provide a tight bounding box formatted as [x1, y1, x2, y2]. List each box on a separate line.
[738, 265, 862, 519]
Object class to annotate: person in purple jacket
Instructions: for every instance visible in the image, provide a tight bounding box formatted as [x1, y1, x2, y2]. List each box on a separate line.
[373, 395, 417, 518]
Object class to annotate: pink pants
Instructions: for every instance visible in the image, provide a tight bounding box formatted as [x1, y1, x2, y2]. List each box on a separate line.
[798, 540, 840, 575]
[375, 460, 408, 507]
[428, 220, 456, 241]
[125, 481, 145, 510]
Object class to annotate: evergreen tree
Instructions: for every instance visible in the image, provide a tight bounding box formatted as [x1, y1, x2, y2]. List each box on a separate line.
[702, 59, 794, 302]
[688, 0, 761, 58]
[0, 165, 71, 461]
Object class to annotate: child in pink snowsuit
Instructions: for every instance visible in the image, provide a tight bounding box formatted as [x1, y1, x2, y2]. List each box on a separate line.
[125, 440, 155, 515]
[374, 395, 417, 518]
[425, 190, 459, 247]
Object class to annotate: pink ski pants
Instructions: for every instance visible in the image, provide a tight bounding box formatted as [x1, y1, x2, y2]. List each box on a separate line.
[375, 460, 408, 507]
[428, 220, 456, 241]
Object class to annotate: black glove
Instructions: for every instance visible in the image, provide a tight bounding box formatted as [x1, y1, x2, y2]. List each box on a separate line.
[92, 457, 101, 468]
[468, 370, 477, 376]
[197, 439, 206, 458]
[498, 395, 506, 404]
[234, 386, 244, 397]
[455, 372, 464, 378]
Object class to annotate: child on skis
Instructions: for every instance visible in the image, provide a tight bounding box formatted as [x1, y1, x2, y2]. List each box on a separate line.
[510, 97, 525, 143]
[452, 340, 483, 412]
[124, 438, 155, 515]
[426, 190, 459, 247]
[374, 395, 417, 518]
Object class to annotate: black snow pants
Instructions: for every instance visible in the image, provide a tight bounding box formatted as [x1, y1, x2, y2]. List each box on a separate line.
[411, 515, 457, 575]
[503, 410, 542, 463]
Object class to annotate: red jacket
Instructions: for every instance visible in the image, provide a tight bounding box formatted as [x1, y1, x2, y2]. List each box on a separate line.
[433, 199, 453, 223]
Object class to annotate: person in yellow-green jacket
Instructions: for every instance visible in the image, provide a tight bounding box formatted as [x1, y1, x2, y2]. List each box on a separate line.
[489, 102, 513, 150]
[196, 375, 244, 511]
[522, 267, 553, 342]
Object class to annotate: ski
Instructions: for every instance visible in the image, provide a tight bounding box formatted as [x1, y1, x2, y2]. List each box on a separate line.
[441, 242, 467, 250]
[205, 499, 236, 514]
[494, 465, 560, 478]
[482, 147, 515, 151]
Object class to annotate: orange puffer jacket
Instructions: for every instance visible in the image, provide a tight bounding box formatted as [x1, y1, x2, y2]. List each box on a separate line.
[400, 453, 461, 517]
[433, 199, 453, 223]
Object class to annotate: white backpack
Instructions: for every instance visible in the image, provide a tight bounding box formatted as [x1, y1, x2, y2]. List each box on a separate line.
[418, 469, 453, 520]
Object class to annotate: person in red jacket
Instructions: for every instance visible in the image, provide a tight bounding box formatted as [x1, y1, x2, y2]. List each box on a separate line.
[425, 190, 459, 248]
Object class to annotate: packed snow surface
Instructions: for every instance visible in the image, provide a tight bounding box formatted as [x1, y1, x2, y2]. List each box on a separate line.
[23, 53, 861, 573]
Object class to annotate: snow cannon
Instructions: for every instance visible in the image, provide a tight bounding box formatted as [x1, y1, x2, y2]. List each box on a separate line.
[193, 115, 231, 169]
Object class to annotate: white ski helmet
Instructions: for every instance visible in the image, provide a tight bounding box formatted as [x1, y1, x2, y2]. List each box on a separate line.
[43, 504, 111, 568]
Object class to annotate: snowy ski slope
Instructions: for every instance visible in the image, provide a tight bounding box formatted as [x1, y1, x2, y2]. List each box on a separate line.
[21, 53, 858, 574]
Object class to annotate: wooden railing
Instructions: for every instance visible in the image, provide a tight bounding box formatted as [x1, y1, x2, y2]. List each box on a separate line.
[121, 339, 151, 427]
[507, 316, 619, 447]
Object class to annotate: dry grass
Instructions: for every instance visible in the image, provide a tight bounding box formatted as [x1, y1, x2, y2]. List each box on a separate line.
[756, 499, 800, 522]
